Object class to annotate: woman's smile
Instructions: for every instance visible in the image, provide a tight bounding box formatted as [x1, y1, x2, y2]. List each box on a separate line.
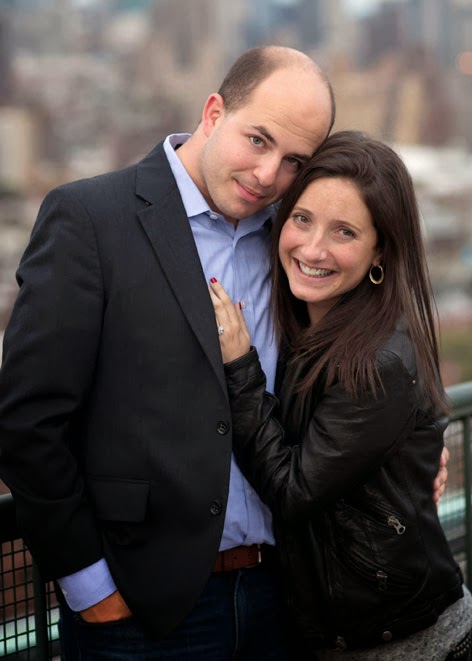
[279, 177, 381, 325]
[297, 260, 335, 278]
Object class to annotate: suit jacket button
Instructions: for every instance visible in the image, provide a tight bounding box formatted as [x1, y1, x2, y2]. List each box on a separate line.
[216, 421, 229, 435]
[210, 501, 222, 516]
[382, 631, 393, 642]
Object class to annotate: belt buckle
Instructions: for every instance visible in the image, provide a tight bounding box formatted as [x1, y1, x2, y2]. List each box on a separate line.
[247, 544, 262, 569]
[212, 543, 264, 573]
[256, 544, 262, 565]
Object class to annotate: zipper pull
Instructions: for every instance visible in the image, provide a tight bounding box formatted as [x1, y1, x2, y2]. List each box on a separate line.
[376, 570, 388, 591]
[387, 515, 406, 535]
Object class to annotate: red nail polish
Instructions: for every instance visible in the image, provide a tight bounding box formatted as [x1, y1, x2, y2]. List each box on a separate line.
[238, 302, 242, 310]
[210, 277, 217, 283]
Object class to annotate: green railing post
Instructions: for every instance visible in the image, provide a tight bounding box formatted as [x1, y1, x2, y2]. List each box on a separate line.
[463, 414, 472, 585]
[33, 559, 49, 660]
[447, 381, 472, 419]
[447, 381, 472, 587]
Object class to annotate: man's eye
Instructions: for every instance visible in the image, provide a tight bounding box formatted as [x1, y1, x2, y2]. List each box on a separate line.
[286, 157, 302, 170]
[250, 136, 264, 146]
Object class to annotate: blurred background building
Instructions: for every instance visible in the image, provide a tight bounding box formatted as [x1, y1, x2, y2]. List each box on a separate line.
[0, 0, 471, 382]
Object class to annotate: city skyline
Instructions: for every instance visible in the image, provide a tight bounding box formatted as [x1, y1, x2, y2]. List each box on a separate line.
[1, 0, 471, 376]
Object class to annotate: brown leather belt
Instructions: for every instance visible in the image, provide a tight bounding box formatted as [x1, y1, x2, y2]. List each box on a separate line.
[213, 544, 263, 572]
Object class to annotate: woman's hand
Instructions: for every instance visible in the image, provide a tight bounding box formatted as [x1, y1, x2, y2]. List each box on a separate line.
[209, 278, 251, 364]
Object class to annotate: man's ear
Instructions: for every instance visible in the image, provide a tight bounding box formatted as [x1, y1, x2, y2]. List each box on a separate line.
[201, 93, 225, 137]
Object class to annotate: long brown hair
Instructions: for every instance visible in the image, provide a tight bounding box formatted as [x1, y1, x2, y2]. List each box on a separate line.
[271, 130, 447, 414]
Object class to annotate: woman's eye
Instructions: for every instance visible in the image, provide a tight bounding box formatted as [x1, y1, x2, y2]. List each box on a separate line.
[339, 228, 355, 238]
[293, 214, 309, 224]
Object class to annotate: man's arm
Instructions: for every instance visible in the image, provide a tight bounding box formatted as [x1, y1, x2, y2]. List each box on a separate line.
[433, 446, 449, 505]
[0, 186, 104, 578]
[58, 559, 117, 611]
[58, 560, 132, 622]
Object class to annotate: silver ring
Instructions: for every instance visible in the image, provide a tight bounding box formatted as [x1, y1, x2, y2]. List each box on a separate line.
[217, 326, 225, 335]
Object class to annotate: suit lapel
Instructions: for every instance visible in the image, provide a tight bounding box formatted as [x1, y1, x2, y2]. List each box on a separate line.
[135, 143, 227, 396]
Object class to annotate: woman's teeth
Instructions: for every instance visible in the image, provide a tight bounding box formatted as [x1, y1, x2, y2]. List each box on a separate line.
[299, 261, 333, 277]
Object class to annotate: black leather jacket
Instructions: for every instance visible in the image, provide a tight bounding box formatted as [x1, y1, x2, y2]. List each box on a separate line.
[225, 327, 463, 652]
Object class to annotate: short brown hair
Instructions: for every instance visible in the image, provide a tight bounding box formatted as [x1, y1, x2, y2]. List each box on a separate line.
[218, 46, 336, 134]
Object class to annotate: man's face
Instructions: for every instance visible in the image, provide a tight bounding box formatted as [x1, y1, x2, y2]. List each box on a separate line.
[197, 68, 332, 224]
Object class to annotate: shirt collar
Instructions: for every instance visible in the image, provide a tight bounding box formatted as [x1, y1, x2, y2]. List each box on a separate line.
[163, 134, 208, 218]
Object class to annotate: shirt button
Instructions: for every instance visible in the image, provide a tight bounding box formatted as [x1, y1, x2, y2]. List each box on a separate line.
[209, 213, 218, 220]
[240, 300, 247, 309]
[216, 421, 230, 435]
[210, 500, 222, 516]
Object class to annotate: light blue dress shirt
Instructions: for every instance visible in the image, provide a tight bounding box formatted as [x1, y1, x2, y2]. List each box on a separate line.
[58, 134, 277, 611]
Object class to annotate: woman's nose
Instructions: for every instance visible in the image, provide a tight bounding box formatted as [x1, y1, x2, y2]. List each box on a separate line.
[301, 233, 329, 262]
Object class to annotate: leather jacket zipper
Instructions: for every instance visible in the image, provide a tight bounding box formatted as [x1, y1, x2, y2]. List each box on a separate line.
[387, 515, 406, 535]
[344, 546, 413, 590]
[340, 499, 407, 535]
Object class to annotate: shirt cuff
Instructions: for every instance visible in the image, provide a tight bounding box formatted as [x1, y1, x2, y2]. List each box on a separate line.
[57, 558, 117, 611]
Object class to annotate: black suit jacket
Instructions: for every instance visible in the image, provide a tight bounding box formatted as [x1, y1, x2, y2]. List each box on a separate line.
[0, 142, 234, 636]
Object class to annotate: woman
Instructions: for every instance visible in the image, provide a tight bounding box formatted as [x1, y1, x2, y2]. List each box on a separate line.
[209, 131, 472, 660]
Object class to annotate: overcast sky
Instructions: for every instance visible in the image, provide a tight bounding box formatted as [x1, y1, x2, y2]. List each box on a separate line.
[345, 0, 405, 15]
[71, 0, 404, 14]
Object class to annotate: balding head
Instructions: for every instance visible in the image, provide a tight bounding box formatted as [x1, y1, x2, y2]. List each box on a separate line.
[218, 46, 336, 135]
[177, 45, 335, 226]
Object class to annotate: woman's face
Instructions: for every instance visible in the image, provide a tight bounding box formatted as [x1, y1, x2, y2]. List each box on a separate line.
[279, 176, 381, 326]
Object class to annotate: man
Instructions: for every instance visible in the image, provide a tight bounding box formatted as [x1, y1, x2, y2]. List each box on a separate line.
[0, 46, 446, 659]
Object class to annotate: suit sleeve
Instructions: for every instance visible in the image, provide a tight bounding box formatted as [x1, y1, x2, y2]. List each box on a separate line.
[0, 186, 105, 579]
[225, 348, 417, 521]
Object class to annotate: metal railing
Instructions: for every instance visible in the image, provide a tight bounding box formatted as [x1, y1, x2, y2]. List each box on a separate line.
[0, 495, 61, 659]
[438, 381, 472, 585]
[1, 381, 472, 659]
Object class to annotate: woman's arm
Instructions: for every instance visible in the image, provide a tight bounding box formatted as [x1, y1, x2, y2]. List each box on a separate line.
[209, 279, 447, 518]
[224, 347, 417, 520]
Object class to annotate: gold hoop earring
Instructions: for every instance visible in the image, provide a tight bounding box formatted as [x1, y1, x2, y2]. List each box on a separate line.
[369, 264, 384, 285]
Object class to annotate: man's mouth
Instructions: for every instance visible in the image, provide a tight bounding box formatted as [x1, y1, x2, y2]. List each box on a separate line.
[236, 180, 266, 202]
[298, 261, 334, 277]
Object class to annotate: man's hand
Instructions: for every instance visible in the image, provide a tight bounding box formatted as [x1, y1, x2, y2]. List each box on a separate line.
[79, 590, 132, 623]
[433, 446, 450, 505]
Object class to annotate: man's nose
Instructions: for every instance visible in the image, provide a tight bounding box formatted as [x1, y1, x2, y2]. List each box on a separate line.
[253, 156, 280, 188]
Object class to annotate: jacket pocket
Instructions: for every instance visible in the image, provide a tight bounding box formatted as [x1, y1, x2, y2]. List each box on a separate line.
[86, 476, 150, 522]
[321, 537, 430, 650]
[321, 520, 428, 644]
[333, 499, 410, 568]
[333, 544, 415, 596]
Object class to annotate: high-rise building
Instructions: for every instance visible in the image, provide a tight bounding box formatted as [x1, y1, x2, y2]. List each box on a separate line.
[0, 13, 14, 103]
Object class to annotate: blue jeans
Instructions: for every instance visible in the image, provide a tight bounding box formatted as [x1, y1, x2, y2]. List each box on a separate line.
[60, 565, 293, 660]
